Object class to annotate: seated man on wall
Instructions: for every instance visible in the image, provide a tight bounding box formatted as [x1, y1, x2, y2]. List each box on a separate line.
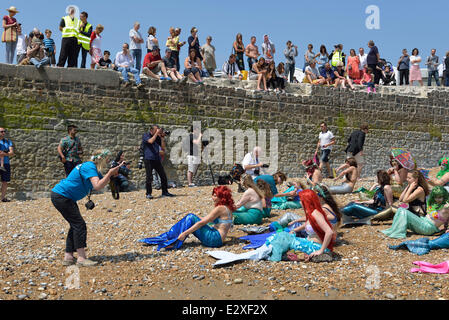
[115, 43, 144, 88]
[222, 54, 243, 80]
[320, 62, 336, 85]
[303, 60, 326, 85]
[27, 32, 51, 69]
[162, 49, 184, 81]
[142, 47, 172, 80]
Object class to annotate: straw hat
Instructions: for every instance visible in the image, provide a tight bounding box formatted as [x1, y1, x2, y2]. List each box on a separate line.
[6, 6, 19, 13]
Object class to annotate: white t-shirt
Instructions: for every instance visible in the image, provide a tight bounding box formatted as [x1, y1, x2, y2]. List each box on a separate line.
[358, 53, 368, 70]
[147, 35, 157, 51]
[129, 29, 142, 50]
[241, 152, 262, 177]
[16, 34, 27, 55]
[410, 55, 421, 66]
[91, 33, 102, 49]
[319, 131, 335, 150]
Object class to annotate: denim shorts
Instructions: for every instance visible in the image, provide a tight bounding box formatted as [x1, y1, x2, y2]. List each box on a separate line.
[321, 149, 331, 163]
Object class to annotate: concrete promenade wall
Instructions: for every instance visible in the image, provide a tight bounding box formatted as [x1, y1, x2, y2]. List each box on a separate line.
[0, 63, 448, 200]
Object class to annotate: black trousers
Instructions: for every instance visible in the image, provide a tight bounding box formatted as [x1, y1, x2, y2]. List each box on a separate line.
[399, 69, 409, 85]
[51, 192, 87, 253]
[57, 37, 78, 68]
[171, 50, 180, 71]
[63, 161, 81, 177]
[75, 44, 89, 68]
[144, 159, 168, 195]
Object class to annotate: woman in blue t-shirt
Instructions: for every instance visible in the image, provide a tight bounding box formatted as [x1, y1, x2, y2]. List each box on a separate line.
[51, 149, 122, 267]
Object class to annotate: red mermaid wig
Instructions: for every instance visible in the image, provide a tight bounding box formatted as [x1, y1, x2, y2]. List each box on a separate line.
[298, 189, 336, 251]
[212, 186, 237, 213]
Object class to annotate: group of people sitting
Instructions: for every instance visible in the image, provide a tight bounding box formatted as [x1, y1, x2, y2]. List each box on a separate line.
[140, 151, 449, 263]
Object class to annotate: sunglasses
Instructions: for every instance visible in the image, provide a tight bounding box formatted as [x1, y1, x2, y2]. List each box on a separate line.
[0, 131, 6, 133]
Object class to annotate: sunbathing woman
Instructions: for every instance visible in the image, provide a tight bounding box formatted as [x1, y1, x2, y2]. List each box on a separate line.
[381, 170, 441, 239]
[428, 157, 449, 192]
[328, 157, 358, 194]
[232, 174, 265, 225]
[342, 170, 393, 220]
[256, 179, 273, 218]
[303, 159, 323, 187]
[139, 186, 236, 250]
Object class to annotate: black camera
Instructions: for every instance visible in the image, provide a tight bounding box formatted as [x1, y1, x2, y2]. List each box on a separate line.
[85, 199, 95, 210]
[262, 164, 270, 168]
[161, 128, 171, 136]
[138, 141, 144, 170]
[202, 140, 210, 147]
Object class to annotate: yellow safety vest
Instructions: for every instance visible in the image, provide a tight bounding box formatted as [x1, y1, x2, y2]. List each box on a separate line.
[331, 50, 342, 67]
[62, 16, 79, 38]
[77, 22, 92, 51]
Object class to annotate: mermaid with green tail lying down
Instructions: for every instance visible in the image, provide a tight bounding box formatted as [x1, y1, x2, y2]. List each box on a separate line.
[428, 157, 449, 190]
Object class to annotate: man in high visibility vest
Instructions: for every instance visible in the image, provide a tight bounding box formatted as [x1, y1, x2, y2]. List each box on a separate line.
[57, 6, 79, 68]
[75, 11, 92, 69]
[330, 44, 346, 68]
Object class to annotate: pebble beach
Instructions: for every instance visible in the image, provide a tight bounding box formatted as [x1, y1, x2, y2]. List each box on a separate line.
[1, 176, 448, 301]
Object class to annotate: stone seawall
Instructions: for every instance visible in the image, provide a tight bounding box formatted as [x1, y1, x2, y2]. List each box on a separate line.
[0, 63, 448, 200]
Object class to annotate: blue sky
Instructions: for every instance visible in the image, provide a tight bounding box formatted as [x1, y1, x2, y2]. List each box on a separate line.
[1, 0, 448, 68]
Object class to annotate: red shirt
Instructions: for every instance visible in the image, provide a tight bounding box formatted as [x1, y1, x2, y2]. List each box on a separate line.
[143, 52, 162, 70]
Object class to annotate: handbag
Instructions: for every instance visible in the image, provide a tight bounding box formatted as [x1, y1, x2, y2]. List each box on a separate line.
[2, 24, 17, 43]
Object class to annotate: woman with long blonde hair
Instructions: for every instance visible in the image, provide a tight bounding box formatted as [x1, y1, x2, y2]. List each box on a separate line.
[233, 174, 265, 225]
[51, 149, 122, 267]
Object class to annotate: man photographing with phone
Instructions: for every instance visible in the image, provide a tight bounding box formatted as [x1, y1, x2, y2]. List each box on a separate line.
[142, 125, 175, 199]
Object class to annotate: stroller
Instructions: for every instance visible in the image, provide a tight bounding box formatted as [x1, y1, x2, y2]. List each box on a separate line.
[379, 59, 396, 86]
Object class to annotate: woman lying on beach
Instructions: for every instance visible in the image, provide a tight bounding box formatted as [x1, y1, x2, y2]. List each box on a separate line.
[139, 186, 236, 250]
[341, 170, 394, 220]
[232, 174, 265, 225]
[380, 170, 447, 239]
[328, 157, 358, 194]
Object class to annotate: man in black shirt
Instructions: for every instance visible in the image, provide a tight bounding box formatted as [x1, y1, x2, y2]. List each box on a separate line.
[345, 124, 369, 178]
[142, 125, 174, 199]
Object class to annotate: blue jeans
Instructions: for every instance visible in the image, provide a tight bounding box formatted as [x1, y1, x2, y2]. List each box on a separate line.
[428, 70, 440, 86]
[285, 63, 295, 83]
[5, 41, 17, 64]
[117, 66, 141, 84]
[30, 56, 51, 69]
[131, 49, 142, 72]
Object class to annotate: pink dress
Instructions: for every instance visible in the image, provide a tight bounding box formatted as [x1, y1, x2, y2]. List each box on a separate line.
[409, 55, 422, 81]
[346, 56, 361, 80]
[90, 32, 103, 65]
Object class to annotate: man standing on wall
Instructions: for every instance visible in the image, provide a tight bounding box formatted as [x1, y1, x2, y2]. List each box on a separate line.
[142, 125, 175, 199]
[57, 124, 83, 177]
[0, 128, 14, 202]
[75, 11, 92, 69]
[345, 124, 369, 178]
[57, 6, 79, 68]
[315, 122, 336, 179]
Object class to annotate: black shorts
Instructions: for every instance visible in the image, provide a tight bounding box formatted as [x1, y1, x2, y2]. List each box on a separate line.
[0, 163, 11, 182]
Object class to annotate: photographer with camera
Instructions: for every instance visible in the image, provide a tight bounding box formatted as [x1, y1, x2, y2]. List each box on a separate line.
[142, 125, 175, 199]
[241, 146, 268, 178]
[58, 124, 83, 177]
[51, 149, 123, 267]
[109, 150, 132, 198]
[26, 31, 51, 69]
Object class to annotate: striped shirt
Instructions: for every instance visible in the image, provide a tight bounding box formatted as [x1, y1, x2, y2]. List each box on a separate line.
[43, 38, 55, 53]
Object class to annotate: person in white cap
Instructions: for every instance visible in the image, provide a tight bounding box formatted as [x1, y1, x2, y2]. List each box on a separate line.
[57, 6, 79, 68]
[2, 6, 19, 64]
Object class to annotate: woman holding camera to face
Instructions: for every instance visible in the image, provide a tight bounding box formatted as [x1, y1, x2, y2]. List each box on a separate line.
[51, 149, 123, 267]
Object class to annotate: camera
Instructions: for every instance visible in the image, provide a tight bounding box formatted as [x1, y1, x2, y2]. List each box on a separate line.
[262, 164, 270, 168]
[202, 140, 209, 147]
[85, 199, 95, 210]
[138, 141, 144, 170]
[160, 128, 171, 136]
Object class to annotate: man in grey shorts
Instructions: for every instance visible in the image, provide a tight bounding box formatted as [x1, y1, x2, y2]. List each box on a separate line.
[315, 122, 336, 178]
[187, 125, 202, 187]
[142, 47, 171, 80]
